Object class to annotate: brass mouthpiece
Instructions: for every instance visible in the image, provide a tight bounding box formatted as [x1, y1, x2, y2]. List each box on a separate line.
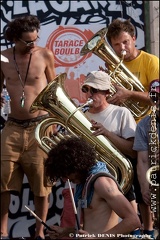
[121, 50, 126, 56]
[82, 98, 93, 108]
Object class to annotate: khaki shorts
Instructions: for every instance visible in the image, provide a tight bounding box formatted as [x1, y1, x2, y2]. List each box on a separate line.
[1, 115, 52, 197]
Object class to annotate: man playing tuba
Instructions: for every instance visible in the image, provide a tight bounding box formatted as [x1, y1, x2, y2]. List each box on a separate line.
[106, 19, 159, 123]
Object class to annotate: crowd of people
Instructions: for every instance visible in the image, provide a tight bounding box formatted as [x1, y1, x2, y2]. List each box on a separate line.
[0, 15, 159, 240]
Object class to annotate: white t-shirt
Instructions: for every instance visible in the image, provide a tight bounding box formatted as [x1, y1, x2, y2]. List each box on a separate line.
[86, 104, 136, 139]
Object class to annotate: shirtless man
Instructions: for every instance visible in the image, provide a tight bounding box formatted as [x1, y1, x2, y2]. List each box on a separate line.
[1, 15, 56, 239]
[45, 136, 140, 239]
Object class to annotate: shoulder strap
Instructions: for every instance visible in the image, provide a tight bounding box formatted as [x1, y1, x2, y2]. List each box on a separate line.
[76, 172, 122, 228]
[83, 172, 122, 202]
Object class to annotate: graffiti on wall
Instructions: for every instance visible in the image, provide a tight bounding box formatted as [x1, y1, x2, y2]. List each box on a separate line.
[1, 1, 145, 49]
[1, 1, 145, 237]
[8, 177, 65, 238]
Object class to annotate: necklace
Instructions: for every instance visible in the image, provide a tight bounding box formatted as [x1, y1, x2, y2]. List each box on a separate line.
[13, 47, 32, 107]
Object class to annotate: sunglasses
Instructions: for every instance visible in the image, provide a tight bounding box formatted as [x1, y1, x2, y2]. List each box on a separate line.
[82, 86, 100, 94]
[19, 36, 39, 46]
[149, 92, 160, 102]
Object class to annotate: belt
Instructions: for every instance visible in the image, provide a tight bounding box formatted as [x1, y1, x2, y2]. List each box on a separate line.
[8, 114, 49, 128]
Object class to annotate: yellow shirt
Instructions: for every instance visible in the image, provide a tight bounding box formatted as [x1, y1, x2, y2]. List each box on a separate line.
[123, 50, 159, 122]
[124, 50, 159, 91]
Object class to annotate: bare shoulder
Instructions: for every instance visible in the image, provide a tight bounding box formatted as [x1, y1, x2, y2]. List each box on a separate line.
[95, 175, 117, 184]
[36, 46, 54, 59]
[1, 48, 13, 57]
[1, 48, 13, 66]
[93, 176, 123, 201]
[94, 176, 119, 192]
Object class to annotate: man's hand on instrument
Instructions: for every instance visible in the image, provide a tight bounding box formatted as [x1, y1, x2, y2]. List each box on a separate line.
[90, 120, 109, 137]
[107, 83, 130, 105]
[49, 124, 58, 138]
[99, 62, 109, 73]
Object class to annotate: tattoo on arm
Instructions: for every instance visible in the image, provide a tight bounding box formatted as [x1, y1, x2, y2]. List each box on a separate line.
[107, 187, 115, 193]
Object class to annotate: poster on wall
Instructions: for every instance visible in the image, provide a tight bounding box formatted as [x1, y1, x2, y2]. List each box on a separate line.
[44, 24, 105, 105]
[1, 0, 146, 238]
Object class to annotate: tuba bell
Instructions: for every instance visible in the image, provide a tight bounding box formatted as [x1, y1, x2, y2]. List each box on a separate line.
[30, 73, 133, 194]
[80, 28, 151, 121]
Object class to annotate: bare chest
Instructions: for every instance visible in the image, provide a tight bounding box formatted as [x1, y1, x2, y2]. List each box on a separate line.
[2, 51, 46, 87]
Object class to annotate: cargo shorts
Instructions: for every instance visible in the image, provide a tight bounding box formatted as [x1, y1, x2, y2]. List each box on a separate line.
[1, 115, 53, 197]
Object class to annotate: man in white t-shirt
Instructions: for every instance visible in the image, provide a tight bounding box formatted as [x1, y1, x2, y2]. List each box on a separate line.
[82, 70, 137, 160]
[81, 70, 140, 236]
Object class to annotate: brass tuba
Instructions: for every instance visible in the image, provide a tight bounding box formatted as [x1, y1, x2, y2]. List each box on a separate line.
[30, 73, 133, 194]
[80, 28, 150, 121]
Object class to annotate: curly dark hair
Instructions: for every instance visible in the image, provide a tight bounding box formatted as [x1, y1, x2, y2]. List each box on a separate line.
[107, 19, 135, 44]
[5, 15, 40, 42]
[45, 136, 96, 182]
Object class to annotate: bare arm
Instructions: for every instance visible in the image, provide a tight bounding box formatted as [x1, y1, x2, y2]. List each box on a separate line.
[0, 69, 5, 93]
[91, 121, 137, 158]
[95, 177, 140, 235]
[44, 48, 56, 83]
[0, 70, 5, 108]
[137, 150, 150, 205]
[43, 48, 57, 124]
[107, 84, 152, 106]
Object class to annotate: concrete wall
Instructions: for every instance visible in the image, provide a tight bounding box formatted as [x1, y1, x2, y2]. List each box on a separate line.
[149, 1, 159, 57]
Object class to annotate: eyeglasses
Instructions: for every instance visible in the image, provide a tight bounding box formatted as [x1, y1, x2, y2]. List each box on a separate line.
[82, 86, 100, 94]
[149, 92, 160, 103]
[19, 36, 39, 46]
